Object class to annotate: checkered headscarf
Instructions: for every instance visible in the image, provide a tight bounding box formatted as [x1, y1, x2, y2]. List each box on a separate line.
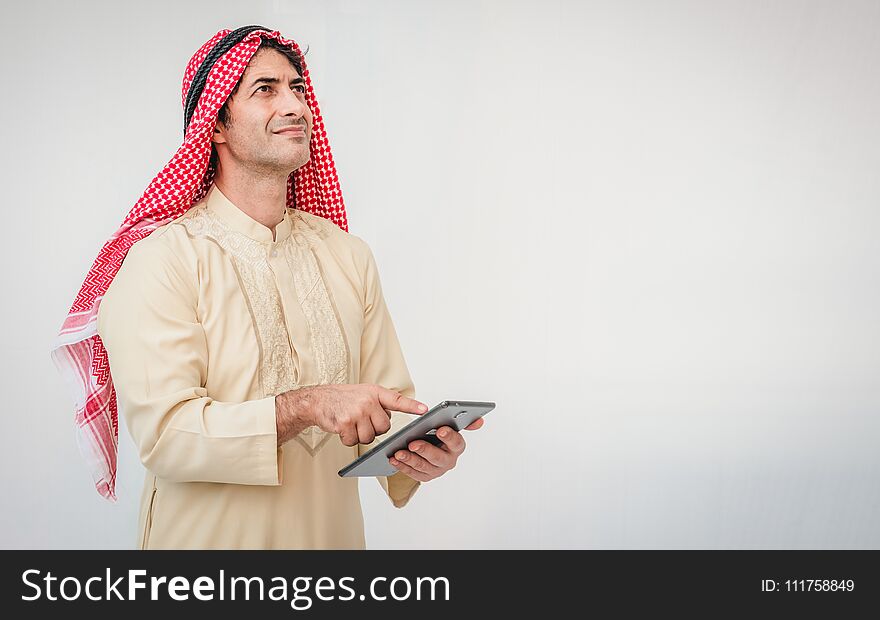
[50, 26, 348, 501]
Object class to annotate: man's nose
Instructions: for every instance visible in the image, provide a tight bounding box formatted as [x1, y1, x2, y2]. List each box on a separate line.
[279, 87, 308, 119]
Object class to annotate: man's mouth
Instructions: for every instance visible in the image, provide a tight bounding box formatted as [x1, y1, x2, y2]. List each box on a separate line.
[273, 125, 307, 136]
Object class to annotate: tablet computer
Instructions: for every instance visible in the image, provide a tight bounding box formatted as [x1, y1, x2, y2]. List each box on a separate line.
[338, 400, 495, 477]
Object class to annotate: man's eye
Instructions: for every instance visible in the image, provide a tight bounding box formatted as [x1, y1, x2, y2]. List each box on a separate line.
[256, 85, 271, 92]
[293, 85, 305, 93]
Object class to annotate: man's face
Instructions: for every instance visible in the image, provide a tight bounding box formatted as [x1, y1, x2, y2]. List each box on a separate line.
[212, 48, 313, 174]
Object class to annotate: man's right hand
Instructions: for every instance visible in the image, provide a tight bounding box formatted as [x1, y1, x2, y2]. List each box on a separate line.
[276, 384, 428, 447]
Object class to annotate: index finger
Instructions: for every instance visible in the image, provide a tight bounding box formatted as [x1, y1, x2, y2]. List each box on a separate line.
[376, 387, 429, 416]
[464, 418, 485, 431]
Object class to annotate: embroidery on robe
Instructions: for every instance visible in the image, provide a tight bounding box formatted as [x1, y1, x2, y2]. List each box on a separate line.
[178, 206, 350, 457]
[284, 210, 352, 456]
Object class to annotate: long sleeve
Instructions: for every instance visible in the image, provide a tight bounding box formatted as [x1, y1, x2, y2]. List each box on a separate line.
[355, 241, 421, 508]
[97, 235, 282, 486]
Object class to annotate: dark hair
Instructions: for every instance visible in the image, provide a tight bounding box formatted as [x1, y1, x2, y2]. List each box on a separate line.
[210, 37, 309, 168]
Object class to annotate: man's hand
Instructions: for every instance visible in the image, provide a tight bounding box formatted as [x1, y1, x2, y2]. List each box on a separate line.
[276, 384, 428, 447]
[388, 417, 485, 482]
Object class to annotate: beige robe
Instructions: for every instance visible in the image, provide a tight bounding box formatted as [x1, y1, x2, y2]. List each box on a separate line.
[97, 184, 420, 549]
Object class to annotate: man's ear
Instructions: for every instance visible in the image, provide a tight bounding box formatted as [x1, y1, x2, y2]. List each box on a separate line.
[212, 120, 227, 145]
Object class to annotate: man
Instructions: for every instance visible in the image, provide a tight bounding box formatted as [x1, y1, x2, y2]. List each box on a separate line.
[51, 26, 482, 549]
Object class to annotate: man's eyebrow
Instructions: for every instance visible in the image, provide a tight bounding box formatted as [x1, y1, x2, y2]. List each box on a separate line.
[249, 76, 305, 88]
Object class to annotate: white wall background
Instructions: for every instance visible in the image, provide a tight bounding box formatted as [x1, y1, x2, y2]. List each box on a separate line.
[1, 0, 877, 549]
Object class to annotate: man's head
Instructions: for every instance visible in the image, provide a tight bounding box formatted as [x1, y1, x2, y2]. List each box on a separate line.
[210, 37, 312, 176]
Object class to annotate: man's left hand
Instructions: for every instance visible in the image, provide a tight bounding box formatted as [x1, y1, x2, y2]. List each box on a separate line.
[388, 418, 484, 482]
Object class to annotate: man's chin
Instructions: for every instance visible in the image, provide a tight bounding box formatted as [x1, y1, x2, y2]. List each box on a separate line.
[264, 152, 310, 175]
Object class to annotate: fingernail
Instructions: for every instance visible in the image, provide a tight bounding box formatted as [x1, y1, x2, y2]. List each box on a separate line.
[411, 443, 421, 452]
[419, 404, 428, 412]
[439, 429, 448, 438]
[398, 452, 407, 460]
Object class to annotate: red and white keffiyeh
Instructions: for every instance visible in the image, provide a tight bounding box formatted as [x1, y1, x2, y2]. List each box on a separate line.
[50, 27, 348, 501]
